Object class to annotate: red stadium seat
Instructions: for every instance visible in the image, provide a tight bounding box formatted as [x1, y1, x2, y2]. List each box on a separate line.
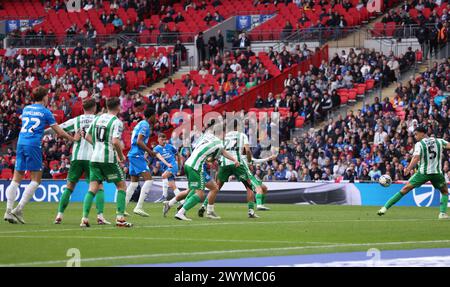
[416, 50, 423, 63]
[372, 22, 384, 37]
[295, 117, 305, 128]
[0, 168, 13, 180]
[365, 79, 375, 90]
[385, 22, 396, 37]
[53, 110, 65, 123]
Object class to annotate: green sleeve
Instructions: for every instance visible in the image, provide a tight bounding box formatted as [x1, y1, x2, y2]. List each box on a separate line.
[60, 118, 75, 132]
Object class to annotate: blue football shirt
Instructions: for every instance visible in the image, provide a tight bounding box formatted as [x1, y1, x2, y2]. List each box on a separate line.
[128, 120, 151, 158]
[153, 143, 178, 168]
[18, 104, 56, 147]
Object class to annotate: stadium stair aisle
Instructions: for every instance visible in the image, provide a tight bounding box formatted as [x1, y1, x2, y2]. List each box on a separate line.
[140, 66, 191, 94]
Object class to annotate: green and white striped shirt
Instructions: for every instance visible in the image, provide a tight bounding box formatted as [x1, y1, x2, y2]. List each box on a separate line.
[185, 133, 224, 172]
[221, 131, 249, 166]
[413, 137, 449, 174]
[87, 113, 124, 164]
[60, 114, 95, 161]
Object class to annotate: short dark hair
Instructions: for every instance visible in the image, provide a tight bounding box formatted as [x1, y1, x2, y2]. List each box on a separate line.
[158, 133, 166, 139]
[82, 98, 96, 111]
[32, 86, 48, 102]
[415, 125, 427, 134]
[106, 97, 120, 110]
[144, 107, 155, 119]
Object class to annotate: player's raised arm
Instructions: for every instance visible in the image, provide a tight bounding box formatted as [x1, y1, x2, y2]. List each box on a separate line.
[252, 153, 278, 163]
[221, 149, 240, 167]
[50, 124, 81, 142]
[44, 127, 54, 135]
[45, 117, 75, 136]
[155, 152, 173, 168]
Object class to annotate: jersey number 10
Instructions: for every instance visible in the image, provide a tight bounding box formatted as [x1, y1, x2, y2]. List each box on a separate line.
[96, 126, 107, 142]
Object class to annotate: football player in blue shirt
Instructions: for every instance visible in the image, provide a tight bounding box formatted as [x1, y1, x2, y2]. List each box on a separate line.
[4, 86, 80, 224]
[153, 133, 181, 202]
[125, 108, 172, 217]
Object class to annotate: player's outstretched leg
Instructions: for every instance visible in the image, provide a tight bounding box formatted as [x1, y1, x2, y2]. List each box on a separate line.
[164, 189, 188, 217]
[175, 190, 204, 221]
[378, 182, 414, 216]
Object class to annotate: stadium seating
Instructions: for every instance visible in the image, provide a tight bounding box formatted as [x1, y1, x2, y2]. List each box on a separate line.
[3, 0, 403, 45]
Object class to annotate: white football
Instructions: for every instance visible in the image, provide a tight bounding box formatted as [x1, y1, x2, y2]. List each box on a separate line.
[379, 174, 392, 187]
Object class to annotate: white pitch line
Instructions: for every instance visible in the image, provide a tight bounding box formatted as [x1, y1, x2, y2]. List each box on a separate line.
[2, 239, 450, 267]
[0, 218, 438, 235]
[0, 234, 338, 245]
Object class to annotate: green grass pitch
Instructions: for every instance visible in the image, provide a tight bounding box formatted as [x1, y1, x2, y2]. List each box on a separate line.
[1, 202, 450, 266]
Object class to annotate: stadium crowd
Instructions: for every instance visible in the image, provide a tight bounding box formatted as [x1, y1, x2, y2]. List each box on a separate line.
[256, 45, 416, 127]
[2, 42, 444, 183]
[148, 46, 276, 114]
[247, 58, 450, 183]
[0, 41, 179, 179]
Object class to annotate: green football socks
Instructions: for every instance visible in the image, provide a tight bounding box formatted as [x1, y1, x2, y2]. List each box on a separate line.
[117, 190, 126, 215]
[248, 201, 255, 210]
[261, 194, 266, 204]
[96, 189, 105, 215]
[82, 191, 95, 218]
[256, 194, 263, 206]
[384, 192, 404, 209]
[186, 190, 195, 201]
[58, 187, 73, 213]
[184, 194, 201, 211]
[440, 194, 448, 214]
